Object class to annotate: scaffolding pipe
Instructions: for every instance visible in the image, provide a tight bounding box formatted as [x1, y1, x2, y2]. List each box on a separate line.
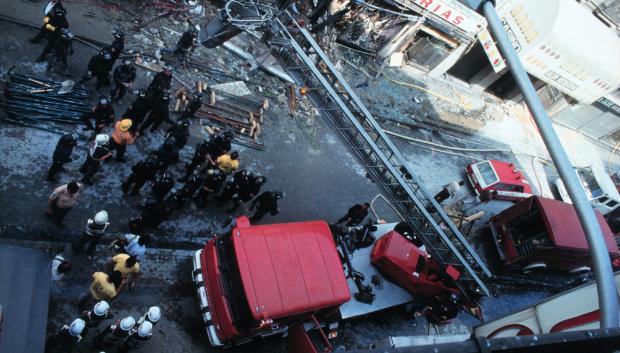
[480, 0, 618, 327]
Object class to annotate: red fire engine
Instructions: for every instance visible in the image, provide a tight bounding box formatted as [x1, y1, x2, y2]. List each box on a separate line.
[489, 196, 620, 273]
[191, 217, 350, 348]
[466, 160, 533, 201]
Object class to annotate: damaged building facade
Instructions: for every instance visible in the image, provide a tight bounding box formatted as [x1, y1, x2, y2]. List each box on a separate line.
[450, 0, 620, 143]
[375, 0, 487, 77]
[375, 0, 620, 143]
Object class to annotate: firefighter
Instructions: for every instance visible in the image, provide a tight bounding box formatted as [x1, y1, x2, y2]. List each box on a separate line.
[109, 119, 136, 162]
[80, 95, 115, 133]
[164, 187, 187, 213]
[229, 175, 266, 212]
[434, 181, 465, 204]
[180, 171, 203, 199]
[109, 28, 125, 64]
[93, 316, 135, 350]
[335, 203, 370, 227]
[211, 151, 239, 174]
[249, 191, 283, 223]
[30, 1, 68, 44]
[80, 48, 114, 91]
[124, 89, 150, 133]
[79, 134, 112, 185]
[183, 130, 234, 181]
[137, 306, 161, 327]
[36, 27, 73, 74]
[139, 91, 173, 134]
[155, 139, 181, 172]
[165, 118, 190, 149]
[180, 91, 202, 120]
[46, 318, 86, 351]
[194, 169, 226, 208]
[74, 210, 109, 254]
[110, 58, 136, 103]
[152, 172, 174, 201]
[423, 293, 460, 326]
[122, 153, 159, 196]
[173, 27, 198, 57]
[129, 197, 168, 233]
[120, 321, 152, 352]
[146, 64, 173, 101]
[216, 170, 251, 207]
[181, 139, 211, 181]
[46, 133, 77, 182]
[206, 130, 234, 161]
[81, 300, 113, 328]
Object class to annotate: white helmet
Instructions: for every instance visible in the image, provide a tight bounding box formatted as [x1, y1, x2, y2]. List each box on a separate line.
[69, 319, 86, 336]
[147, 306, 161, 323]
[95, 134, 109, 145]
[94, 211, 109, 225]
[119, 316, 136, 331]
[137, 321, 153, 337]
[93, 301, 110, 316]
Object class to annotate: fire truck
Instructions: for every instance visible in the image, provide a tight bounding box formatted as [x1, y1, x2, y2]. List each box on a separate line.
[475, 272, 620, 338]
[489, 196, 620, 273]
[191, 217, 468, 351]
[466, 160, 533, 201]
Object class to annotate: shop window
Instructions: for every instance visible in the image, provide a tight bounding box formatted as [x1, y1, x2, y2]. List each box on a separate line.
[406, 31, 451, 71]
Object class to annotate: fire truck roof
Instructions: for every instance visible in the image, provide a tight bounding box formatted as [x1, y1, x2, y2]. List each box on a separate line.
[488, 160, 532, 192]
[233, 219, 351, 321]
[536, 197, 619, 254]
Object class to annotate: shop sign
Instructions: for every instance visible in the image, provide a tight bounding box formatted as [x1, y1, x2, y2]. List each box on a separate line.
[478, 28, 506, 73]
[500, 17, 522, 53]
[594, 97, 620, 118]
[543, 70, 578, 92]
[409, 0, 485, 34]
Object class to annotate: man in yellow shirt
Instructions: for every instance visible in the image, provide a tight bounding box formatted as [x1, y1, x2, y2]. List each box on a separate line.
[107, 254, 140, 290]
[79, 270, 122, 310]
[213, 151, 239, 173]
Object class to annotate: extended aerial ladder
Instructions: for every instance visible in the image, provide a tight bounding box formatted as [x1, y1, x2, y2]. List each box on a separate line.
[269, 11, 492, 298]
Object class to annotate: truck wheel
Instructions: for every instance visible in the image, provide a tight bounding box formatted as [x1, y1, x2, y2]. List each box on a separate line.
[568, 266, 591, 275]
[521, 262, 547, 274]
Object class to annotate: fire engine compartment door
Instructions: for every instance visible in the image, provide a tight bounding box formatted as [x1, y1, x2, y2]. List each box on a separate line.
[286, 315, 332, 353]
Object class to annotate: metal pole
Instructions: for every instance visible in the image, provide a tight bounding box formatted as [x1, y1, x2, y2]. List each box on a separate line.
[480, 1, 618, 327]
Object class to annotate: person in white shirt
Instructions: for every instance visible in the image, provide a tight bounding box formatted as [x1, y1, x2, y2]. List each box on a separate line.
[123, 234, 149, 261]
[51, 253, 71, 281]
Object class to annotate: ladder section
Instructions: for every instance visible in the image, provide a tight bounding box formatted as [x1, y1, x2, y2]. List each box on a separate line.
[273, 13, 491, 298]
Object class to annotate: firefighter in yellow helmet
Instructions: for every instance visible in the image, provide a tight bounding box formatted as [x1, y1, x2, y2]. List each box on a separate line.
[110, 119, 137, 163]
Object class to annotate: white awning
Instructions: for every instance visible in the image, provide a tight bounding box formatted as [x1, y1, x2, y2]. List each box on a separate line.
[497, 0, 620, 104]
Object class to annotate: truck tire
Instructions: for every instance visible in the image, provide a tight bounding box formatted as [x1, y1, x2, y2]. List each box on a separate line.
[521, 262, 547, 274]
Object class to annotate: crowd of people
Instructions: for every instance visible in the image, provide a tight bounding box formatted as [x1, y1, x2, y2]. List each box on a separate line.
[35, 0, 284, 351]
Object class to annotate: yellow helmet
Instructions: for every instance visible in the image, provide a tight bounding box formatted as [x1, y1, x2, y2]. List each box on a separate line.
[119, 119, 132, 132]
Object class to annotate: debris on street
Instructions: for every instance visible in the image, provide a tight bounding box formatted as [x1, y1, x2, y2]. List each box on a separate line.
[1, 0, 620, 352]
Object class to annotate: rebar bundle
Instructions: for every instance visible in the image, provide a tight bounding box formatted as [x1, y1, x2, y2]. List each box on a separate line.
[2, 73, 90, 134]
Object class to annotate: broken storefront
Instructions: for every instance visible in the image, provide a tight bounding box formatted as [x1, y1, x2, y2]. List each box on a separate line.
[375, 0, 486, 77]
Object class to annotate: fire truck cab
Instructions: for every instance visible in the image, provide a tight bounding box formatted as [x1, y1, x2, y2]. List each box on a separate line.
[370, 231, 461, 298]
[466, 160, 533, 201]
[191, 217, 351, 348]
[489, 196, 620, 273]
